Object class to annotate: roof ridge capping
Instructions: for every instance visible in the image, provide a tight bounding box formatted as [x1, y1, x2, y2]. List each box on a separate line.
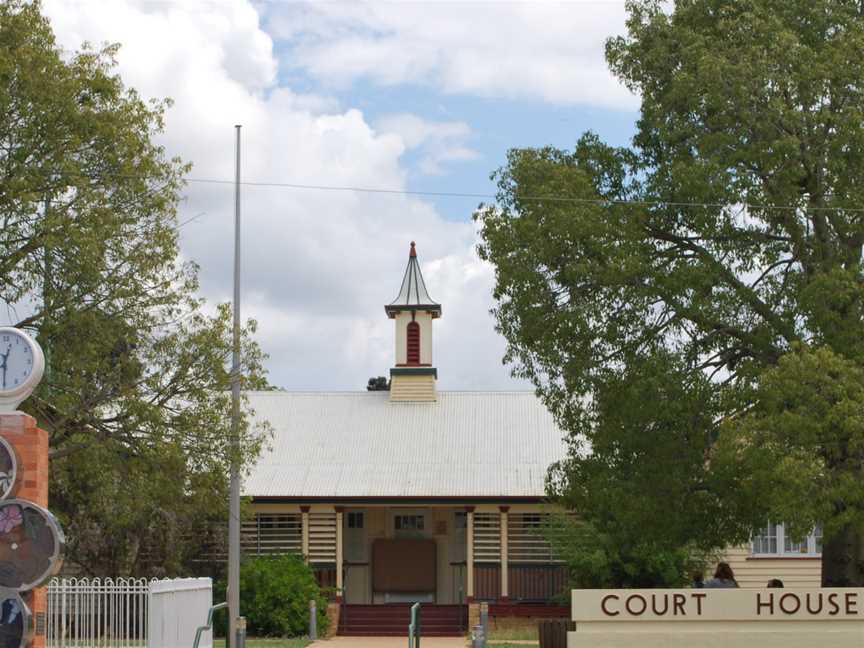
[385, 241, 442, 318]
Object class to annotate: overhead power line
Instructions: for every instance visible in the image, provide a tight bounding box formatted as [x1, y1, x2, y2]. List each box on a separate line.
[40, 170, 864, 215]
[180, 176, 864, 215]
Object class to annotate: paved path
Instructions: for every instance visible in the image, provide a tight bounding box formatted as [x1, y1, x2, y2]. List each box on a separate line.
[310, 637, 465, 647]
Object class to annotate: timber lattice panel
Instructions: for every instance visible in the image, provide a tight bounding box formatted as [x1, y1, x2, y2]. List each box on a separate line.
[507, 513, 556, 563]
[308, 511, 337, 562]
[474, 513, 501, 562]
[241, 513, 302, 555]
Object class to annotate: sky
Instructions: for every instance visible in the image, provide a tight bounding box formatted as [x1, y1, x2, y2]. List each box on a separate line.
[42, 0, 639, 391]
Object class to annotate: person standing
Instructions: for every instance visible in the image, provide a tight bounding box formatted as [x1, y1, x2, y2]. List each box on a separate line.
[703, 562, 739, 588]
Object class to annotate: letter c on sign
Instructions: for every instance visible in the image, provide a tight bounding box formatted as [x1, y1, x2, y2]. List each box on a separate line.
[601, 595, 620, 617]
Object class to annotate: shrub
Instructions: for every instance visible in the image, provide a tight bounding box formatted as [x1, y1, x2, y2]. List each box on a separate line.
[217, 555, 328, 637]
[543, 513, 713, 588]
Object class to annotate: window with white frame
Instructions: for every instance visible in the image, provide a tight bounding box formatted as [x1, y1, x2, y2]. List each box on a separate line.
[394, 514, 425, 532]
[752, 522, 822, 556]
[345, 510, 367, 562]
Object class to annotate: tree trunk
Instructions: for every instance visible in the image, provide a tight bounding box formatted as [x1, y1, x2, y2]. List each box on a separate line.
[822, 524, 864, 586]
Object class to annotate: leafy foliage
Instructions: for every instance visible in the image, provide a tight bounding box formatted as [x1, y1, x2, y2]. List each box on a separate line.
[366, 376, 390, 391]
[478, 0, 864, 584]
[714, 347, 864, 559]
[544, 513, 711, 589]
[218, 556, 328, 638]
[0, 1, 270, 574]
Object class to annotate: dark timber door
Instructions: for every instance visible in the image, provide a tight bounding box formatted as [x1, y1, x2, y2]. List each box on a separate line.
[372, 538, 436, 600]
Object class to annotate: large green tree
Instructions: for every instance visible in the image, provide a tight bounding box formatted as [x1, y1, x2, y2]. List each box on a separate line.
[478, 0, 864, 585]
[1, 1, 269, 575]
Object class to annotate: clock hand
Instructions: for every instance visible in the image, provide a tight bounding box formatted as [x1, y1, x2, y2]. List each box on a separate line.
[0, 347, 7, 389]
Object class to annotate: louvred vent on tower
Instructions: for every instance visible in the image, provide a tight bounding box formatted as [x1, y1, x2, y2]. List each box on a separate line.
[406, 321, 420, 364]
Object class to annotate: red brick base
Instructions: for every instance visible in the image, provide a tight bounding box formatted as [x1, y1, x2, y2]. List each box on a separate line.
[0, 414, 50, 648]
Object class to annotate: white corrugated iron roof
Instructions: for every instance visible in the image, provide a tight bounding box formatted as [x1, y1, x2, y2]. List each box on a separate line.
[243, 391, 567, 499]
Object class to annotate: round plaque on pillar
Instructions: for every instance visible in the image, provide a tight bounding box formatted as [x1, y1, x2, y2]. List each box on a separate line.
[0, 501, 64, 591]
[0, 440, 16, 502]
[0, 591, 32, 648]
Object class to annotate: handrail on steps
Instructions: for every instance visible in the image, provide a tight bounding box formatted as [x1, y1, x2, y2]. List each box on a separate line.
[193, 602, 228, 648]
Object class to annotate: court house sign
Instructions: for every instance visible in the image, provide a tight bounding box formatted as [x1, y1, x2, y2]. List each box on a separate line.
[570, 589, 864, 648]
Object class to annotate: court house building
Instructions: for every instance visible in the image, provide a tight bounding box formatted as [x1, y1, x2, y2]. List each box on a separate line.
[240, 243, 822, 635]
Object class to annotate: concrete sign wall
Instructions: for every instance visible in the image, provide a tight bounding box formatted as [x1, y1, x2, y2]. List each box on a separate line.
[570, 588, 864, 648]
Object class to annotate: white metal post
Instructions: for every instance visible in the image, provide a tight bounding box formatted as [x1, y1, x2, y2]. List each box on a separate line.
[228, 124, 243, 648]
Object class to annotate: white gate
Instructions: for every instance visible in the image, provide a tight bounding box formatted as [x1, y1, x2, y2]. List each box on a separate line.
[148, 579, 212, 648]
[46, 577, 212, 648]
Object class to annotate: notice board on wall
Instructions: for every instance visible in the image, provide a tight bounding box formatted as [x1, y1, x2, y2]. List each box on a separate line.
[372, 538, 436, 593]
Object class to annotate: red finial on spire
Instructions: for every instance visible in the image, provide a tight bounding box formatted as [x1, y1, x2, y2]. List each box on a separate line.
[409, 241, 417, 257]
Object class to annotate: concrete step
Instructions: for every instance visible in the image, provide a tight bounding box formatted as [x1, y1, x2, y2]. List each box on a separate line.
[338, 604, 468, 637]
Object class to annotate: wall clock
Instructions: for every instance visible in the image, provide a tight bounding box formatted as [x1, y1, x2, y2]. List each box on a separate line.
[0, 329, 44, 414]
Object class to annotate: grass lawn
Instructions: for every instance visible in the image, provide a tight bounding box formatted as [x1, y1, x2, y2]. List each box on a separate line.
[485, 643, 539, 648]
[487, 626, 538, 641]
[213, 638, 311, 648]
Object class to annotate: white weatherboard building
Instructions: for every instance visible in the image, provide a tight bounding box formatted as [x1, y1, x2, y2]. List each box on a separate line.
[241, 243, 822, 634]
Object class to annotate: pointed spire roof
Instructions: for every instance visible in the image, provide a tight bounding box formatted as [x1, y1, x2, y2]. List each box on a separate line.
[385, 242, 442, 318]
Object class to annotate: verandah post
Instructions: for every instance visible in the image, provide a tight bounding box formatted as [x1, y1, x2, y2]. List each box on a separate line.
[300, 506, 310, 561]
[466, 506, 475, 601]
[335, 507, 344, 601]
[499, 506, 509, 600]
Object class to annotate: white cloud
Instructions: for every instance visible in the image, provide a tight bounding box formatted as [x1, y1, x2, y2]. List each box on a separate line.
[264, 1, 636, 109]
[41, 0, 524, 391]
[375, 113, 479, 175]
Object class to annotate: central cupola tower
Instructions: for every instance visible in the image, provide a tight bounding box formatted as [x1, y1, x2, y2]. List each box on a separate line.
[385, 242, 441, 401]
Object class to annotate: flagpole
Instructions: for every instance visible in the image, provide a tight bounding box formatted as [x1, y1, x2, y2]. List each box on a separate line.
[228, 123, 242, 648]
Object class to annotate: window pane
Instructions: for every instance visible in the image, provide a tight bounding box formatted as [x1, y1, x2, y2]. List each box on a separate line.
[753, 521, 778, 554]
[785, 537, 806, 553]
[813, 524, 823, 554]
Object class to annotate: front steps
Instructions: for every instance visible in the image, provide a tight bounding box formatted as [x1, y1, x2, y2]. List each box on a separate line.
[338, 604, 467, 636]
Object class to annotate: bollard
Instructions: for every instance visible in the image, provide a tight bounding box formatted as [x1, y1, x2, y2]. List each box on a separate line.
[471, 623, 486, 648]
[409, 602, 421, 648]
[309, 600, 318, 640]
[236, 617, 247, 648]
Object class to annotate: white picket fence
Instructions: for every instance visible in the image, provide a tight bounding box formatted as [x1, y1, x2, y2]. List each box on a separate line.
[46, 577, 213, 648]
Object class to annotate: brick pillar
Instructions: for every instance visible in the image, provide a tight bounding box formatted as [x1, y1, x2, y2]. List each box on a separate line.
[0, 413, 50, 648]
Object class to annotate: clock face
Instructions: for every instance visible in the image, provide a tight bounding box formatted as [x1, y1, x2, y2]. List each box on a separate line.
[0, 333, 33, 393]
